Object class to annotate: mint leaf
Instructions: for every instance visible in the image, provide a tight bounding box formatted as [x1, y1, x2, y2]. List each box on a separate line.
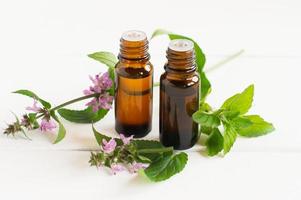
[221, 84, 254, 115]
[144, 152, 188, 182]
[50, 112, 66, 144]
[206, 128, 224, 156]
[13, 89, 51, 109]
[237, 115, 275, 137]
[201, 126, 213, 135]
[58, 107, 109, 124]
[223, 125, 237, 154]
[88, 51, 118, 69]
[231, 116, 253, 128]
[192, 111, 220, 127]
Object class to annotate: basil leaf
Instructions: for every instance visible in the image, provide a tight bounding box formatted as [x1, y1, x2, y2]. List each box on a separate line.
[58, 107, 109, 123]
[206, 128, 224, 156]
[221, 84, 254, 115]
[144, 152, 188, 182]
[223, 125, 237, 154]
[13, 89, 51, 109]
[237, 115, 275, 137]
[192, 111, 220, 127]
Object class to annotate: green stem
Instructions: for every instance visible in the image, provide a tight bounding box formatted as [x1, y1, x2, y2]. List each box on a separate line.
[36, 93, 99, 119]
[137, 146, 174, 154]
[205, 49, 244, 73]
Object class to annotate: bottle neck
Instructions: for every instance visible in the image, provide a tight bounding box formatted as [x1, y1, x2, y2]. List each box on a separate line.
[118, 38, 150, 61]
[165, 48, 196, 74]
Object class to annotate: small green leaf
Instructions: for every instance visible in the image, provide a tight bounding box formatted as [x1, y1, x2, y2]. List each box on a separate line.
[192, 111, 220, 127]
[50, 112, 66, 144]
[237, 115, 275, 137]
[223, 125, 237, 154]
[88, 51, 118, 69]
[92, 125, 122, 146]
[144, 152, 188, 182]
[58, 107, 109, 124]
[206, 128, 224, 156]
[221, 84, 254, 115]
[13, 89, 51, 109]
[201, 126, 213, 135]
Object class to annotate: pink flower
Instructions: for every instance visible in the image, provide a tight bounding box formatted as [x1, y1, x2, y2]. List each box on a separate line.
[83, 72, 114, 112]
[128, 162, 149, 174]
[85, 92, 113, 112]
[84, 72, 113, 95]
[102, 138, 117, 154]
[26, 100, 42, 112]
[119, 134, 133, 145]
[110, 163, 125, 175]
[40, 119, 57, 132]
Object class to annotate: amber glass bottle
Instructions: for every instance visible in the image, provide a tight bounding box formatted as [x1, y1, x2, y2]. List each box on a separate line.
[160, 39, 199, 150]
[115, 30, 153, 138]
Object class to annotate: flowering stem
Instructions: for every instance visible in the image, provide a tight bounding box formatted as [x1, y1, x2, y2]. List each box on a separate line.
[36, 93, 99, 119]
[137, 146, 174, 154]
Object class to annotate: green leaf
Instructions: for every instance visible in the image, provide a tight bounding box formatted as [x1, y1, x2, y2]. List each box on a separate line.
[223, 125, 237, 154]
[134, 140, 172, 162]
[221, 84, 254, 115]
[92, 125, 122, 146]
[13, 89, 51, 109]
[237, 115, 275, 137]
[192, 111, 220, 127]
[50, 112, 66, 144]
[231, 116, 253, 129]
[206, 128, 224, 156]
[144, 152, 188, 182]
[200, 72, 211, 101]
[88, 51, 118, 69]
[57, 107, 109, 124]
[28, 113, 39, 129]
[200, 126, 213, 135]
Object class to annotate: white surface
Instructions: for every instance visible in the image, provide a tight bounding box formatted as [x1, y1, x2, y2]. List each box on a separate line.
[0, 0, 301, 199]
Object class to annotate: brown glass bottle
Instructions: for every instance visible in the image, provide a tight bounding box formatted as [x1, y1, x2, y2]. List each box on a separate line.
[115, 30, 153, 138]
[160, 39, 199, 150]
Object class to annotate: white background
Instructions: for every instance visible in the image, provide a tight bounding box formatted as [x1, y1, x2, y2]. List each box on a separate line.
[0, 0, 301, 199]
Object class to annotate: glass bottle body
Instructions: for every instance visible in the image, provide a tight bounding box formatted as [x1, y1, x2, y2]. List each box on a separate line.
[115, 56, 153, 138]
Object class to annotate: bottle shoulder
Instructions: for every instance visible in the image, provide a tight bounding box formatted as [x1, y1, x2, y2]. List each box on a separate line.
[115, 60, 153, 79]
[160, 71, 199, 87]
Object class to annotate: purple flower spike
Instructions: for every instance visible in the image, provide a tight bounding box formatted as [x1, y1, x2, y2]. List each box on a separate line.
[40, 119, 57, 132]
[110, 163, 125, 175]
[102, 138, 117, 154]
[26, 100, 42, 113]
[83, 72, 114, 112]
[128, 162, 149, 174]
[98, 93, 113, 110]
[120, 134, 133, 145]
